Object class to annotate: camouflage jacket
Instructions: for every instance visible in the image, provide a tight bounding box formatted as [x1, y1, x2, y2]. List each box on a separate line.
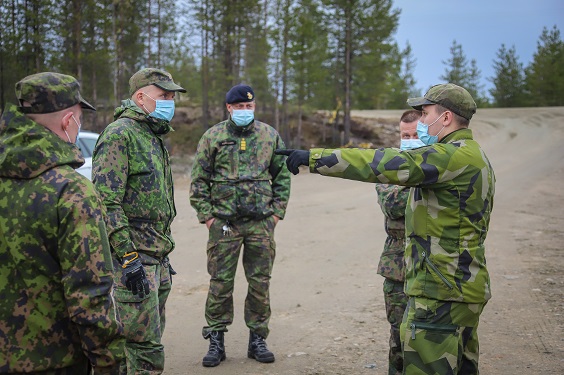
[190, 118, 291, 223]
[309, 128, 495, 303]
[0, 104, 124, 372]
[92, 99, 176, 259]
[375, 184, 409, 282]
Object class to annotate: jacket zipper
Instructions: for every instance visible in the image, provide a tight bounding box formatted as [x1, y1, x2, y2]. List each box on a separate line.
[421, 251, 454, 290]
[410, 322, 458, 340]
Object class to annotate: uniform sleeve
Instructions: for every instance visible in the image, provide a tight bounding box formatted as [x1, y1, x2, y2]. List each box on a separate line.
[58, 179, 125, 370]
[92, 124, 134, 257]
[189, 134, 214, 223]
[375, 184, 410, 220]
[309, 145, 450, 187]
[268, 134, 291, 219]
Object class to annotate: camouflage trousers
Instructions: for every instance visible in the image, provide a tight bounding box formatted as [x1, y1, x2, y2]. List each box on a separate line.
[12, 360, 90, 375]
[383, 278, 408, 375]
[400, 297, 486, 375]
[112, 253, 172, 375]
[202, 216, 276, 339]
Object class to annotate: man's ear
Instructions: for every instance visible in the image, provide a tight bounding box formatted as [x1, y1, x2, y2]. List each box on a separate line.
[61, 111, 73, 131]
[135, 91, 144, 105]
[444, 111, 455, 126]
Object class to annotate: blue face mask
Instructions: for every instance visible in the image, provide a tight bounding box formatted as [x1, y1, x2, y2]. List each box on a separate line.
[416, 112, 446, 145]
[231, 109, 254, 127]
[400, 138, 425, 150]
[143, 93, 175, 121]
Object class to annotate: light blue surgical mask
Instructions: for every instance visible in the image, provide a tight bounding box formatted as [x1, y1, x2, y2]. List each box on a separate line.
[64, 114, 82, 144]
[231, 109, 254, 127]
[416, 112, 446, 145]
[400, 138, 425, 150]
[143, 92, 175, 121]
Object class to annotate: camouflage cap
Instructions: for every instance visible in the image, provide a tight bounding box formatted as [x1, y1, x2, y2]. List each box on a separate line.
[225, 84, 255, 104]
[15, 72, 96, 114]
[129, 68, 186, 96]
[407, 83, 476, 120]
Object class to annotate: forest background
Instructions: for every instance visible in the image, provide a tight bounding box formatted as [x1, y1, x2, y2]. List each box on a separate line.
[1, 0, 563, 153]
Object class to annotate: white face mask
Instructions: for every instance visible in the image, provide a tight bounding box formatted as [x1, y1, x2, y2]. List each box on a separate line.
[64, 114, 81, 144]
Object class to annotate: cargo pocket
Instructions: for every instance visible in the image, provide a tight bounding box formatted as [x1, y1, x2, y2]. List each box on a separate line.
[114, 286, 150, 303]
[113, 263, 156, 304]
[206, 242, 219, 277]
[405, 321, 460, 372]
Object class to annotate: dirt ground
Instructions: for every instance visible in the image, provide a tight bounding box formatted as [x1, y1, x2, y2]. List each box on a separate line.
[163, 107, 564, 374]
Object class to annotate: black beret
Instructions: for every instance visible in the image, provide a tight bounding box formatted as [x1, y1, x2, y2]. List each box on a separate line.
[226, 84, 255, 104]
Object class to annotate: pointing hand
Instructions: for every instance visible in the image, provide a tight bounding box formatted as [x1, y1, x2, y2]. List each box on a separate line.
[275, 149, 310, 175]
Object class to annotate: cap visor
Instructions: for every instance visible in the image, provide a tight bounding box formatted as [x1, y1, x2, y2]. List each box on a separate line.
[155, 81, 187, 93]
[79, 95, 96, 111]
[406, 97, 435, 110]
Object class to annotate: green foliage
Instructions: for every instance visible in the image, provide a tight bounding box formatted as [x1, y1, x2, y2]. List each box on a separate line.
[525, 25, 564, 107]
[1, 0, 561, 135]
[489, 44, 526, 107]
[384, 42, 418, 109]
[441, 40, 488, 107]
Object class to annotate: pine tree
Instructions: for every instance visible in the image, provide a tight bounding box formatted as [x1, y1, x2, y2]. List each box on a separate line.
[525, 25, 564, 106]
[385, 42, 418, 109]
[489, 44, 526, 107]
[441, 40, 470, 86]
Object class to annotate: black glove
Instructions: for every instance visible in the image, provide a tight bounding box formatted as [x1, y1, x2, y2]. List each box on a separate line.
[274, 149, 310, 175]
[122, 252, 150, 298]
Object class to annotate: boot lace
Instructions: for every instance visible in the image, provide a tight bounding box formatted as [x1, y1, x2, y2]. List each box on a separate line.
[208, 332, 222, 354]
[252, 335, 268, 352]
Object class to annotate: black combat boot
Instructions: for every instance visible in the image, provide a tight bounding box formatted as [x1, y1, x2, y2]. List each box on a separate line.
[202, 331, 226, 367]
[247, 331, 275, 363]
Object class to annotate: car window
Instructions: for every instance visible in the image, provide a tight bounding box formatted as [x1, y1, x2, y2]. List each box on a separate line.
[78, 136, 98, 158]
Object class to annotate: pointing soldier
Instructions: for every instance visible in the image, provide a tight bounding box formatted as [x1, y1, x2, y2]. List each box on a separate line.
[0, 72, 124, 374]
[92, 68, 186, 374]
[190, 84, 291, 367]
[276, 83, 495, 375]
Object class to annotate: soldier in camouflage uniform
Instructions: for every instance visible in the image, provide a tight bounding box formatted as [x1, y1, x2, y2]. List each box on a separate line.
[92, 68, 186, 375]
[376, 109, 423, 375]
[190, 84, 291, 367]
[0, 72, 124, 374]
[277, 83, 495, 375]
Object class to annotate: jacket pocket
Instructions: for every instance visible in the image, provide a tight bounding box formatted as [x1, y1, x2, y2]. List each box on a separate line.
[421, 251, 454, 290]
[211, 184, 236, 219]
[237, 182, 274, 219]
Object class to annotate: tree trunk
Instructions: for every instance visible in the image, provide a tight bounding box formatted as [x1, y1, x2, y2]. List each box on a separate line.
[281, 0, 290, 145]
[157, 1, 162, 67]
[147, 0, 152, 66]
[73, 0, 82, 81]
[201, 0, 210, 129]
[343, 3, 352, 144]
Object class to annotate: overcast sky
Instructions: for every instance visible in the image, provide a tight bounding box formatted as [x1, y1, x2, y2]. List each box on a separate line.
[392, 0, 564, 97]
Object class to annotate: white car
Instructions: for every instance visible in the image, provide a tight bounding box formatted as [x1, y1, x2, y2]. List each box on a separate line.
[76, 131, 100, 180]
